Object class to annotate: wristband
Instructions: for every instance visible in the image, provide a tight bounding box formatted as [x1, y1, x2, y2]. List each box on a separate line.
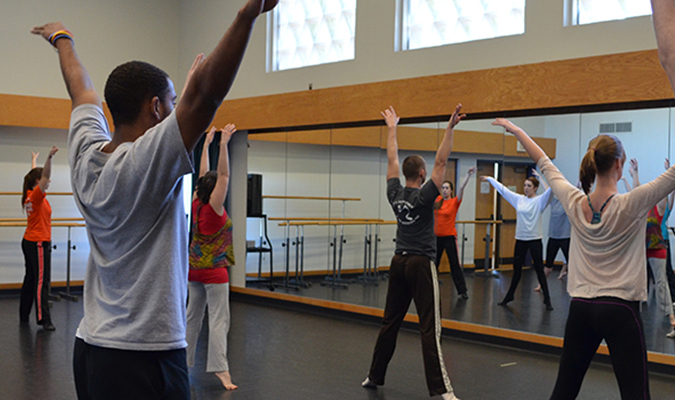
[47, 30, 74, 46]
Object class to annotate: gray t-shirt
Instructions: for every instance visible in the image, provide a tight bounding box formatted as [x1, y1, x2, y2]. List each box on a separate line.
[69, 104, 194, 351]
[548, 196, 571, 239]
[387, 178, 439, 260]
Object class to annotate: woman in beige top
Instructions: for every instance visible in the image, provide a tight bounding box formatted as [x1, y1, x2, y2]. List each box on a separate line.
[492, 117, 675, 400]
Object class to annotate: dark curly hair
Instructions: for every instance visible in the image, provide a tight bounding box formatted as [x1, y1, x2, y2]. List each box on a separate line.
[104, 61, 170, 127]
[196, 171, 218, 205]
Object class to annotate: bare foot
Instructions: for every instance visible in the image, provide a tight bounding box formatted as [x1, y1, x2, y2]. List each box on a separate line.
[557, 265, 568, 280]
[534, 285, 541, 292]
[215, 371, 238, 390]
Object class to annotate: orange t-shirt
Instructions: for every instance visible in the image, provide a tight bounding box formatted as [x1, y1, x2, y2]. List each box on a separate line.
[434, 195, 461, 237]
[24, 186, 52, 242]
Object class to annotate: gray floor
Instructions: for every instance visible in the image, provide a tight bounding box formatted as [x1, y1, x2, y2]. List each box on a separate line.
[253, 266, 675, 356]
[2, 293, 675, 399]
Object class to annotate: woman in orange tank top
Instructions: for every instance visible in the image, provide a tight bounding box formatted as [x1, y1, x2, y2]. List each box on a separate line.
[20, 146, 58, 331]
[434, 166, 475, 300]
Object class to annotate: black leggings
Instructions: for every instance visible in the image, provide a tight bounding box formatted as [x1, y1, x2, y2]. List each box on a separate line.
[546, 238, 569, 270]
[20, 239, 52, 324]
[502, 239, 551, 306]
[435, 236, 467, 295]
[550, 297, 650, 400]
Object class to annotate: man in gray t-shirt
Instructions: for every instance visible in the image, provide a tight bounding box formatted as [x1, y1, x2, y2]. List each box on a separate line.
[32, 1, 278, 398]
[362, 105, 465, 400]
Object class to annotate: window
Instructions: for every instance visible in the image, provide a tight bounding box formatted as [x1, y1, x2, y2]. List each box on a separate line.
[570, 0, 651, 25]
[270, 0, 356, 71]
[401, 0, 525, 51]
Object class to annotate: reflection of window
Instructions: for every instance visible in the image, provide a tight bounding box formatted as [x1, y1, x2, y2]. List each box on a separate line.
[271, 0, 356, 71]
[401, 0, 525, 51]
[571, 0, 651, 25]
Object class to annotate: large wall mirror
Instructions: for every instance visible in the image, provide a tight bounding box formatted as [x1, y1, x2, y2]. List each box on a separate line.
[245, 106, 675, 358]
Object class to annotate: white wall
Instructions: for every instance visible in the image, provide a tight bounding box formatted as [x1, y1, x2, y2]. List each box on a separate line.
[0, 0, 669, 286]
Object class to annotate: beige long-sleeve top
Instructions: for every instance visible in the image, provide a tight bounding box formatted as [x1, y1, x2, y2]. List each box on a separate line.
[537, 157, 675, 301]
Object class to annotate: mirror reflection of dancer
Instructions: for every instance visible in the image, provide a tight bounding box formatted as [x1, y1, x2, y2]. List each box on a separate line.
[434, 167, 476, 300]
[186, 125, 238, 390]
[20, 147, 58, 331]
[362, 105, 464, 400]
[32, 1, 277, 398]
[623, 158, 675, 338]
[534, 194, 571, 292]
[493, 117, 675, 400]
[480, 170, 553, 310]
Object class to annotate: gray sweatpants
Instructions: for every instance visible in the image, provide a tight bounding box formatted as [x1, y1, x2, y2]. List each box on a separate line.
[186, 281, 231, 372]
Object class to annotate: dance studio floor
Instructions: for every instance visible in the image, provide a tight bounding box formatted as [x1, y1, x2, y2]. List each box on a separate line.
[249, 266, 675, 356]
[2, 292, 675, 400]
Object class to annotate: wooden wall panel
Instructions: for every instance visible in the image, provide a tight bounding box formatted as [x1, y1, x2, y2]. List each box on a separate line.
[504, 135, 557, 158]
[452, 130, 504, 155]
[3, 50, 672, 132]
[331, 126, 381, 147]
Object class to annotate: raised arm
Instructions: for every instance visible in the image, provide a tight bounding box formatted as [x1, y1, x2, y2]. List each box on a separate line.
[456, 166, 476, 202]
[209, 124, 236, 215]
[492, 118, 547, 163]
[199, 127, 216, 178]
[383, 107, 400, 181]
[31, 23, 102, 109]
[38, 146, 58, 193]
[621, 177, 632, 192]
[531, 169, 549, 191]
[651, 0, 675, 92]
[31, 152, 39, 169]
[432, 104, 465, 189]
[629, 158, 640, 189]
[175, 0, 278, 152]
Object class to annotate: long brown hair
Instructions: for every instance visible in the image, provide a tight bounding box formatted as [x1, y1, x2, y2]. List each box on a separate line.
[434, 180, 454, 210]
[579, 134, 625, 194]
[22, 168, 43, 209]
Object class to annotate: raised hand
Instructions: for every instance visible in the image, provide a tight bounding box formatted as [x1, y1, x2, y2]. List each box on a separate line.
[381, 106, 400, 128]
[184, 53, 205, 95]
[492, 118, 521, 134]
[629, 158, 638, 177]
[31, 22, 68, 43]
[241, 0, 280, 19]
[447, 103, 466, 130]
[665, 158, 671, 170]
[204, 126, 217, 147]
[220, 124, 237, 144]
[467, 166, 477, 176]
[480, 175, 489, 182]
[48, 146, 59, 158]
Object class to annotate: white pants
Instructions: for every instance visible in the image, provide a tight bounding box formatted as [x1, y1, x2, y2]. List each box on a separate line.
[648, 257, 674, 316]
[186, 281, 231, 372]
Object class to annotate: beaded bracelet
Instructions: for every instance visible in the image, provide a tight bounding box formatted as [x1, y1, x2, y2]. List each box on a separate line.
[47, 30, 74, 46]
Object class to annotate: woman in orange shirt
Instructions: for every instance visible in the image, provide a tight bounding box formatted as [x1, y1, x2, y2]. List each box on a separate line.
[20, 146, 58, 331]
[434, 166, 476, 300]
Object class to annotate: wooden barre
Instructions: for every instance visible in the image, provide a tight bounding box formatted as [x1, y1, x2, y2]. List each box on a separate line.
[456, 220, 503, 224]
[269, 217, 383, 222]
[279, 220, 395, 227]
[262, 195, 360, 201]
[0, 217, 84, 222]
[0, 222, 86, 227]
[0, 192, 73, 196]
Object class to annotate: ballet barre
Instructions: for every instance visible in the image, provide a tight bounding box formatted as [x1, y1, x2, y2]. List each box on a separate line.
[462, 220, 502, 277]
[263, 195, 361, 288]
[0, 221, 85, 301]
[0, 191, 74, 196]
[277, 219, 389, 289]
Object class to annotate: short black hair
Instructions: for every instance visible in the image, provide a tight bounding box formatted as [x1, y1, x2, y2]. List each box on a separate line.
[104, 61, 170, 127]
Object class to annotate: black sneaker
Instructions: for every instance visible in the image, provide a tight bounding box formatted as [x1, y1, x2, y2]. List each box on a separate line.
[459, 293, 469, 300]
